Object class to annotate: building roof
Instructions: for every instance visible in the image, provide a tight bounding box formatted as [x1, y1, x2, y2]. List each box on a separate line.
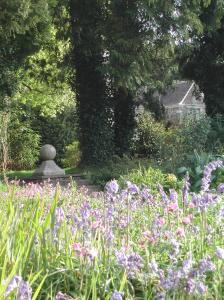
[160, 81, 200, 107]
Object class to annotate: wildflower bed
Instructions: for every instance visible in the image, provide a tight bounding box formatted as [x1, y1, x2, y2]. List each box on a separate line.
[0, 161, 224, 299]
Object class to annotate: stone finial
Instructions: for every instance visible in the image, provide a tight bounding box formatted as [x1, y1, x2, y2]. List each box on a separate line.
[40, 144, 56, 161]
[33, 144, 65, 178]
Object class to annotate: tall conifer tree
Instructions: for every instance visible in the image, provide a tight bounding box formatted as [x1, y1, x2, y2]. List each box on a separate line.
[70, 0, 114, 163]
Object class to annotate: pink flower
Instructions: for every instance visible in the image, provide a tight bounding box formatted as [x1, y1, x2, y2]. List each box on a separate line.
[72, 243, 87, 257]
[182, 215, 193, 225]
[91, 221, 101, 229]
[88, 248, 98, 259]
[143, 231, 157, 245]
[176, 227, 185, 238]
[164, 231, 172, 240]
[188, 202, 195, 208]
[167, 202, 179, 212]
[156, 217, 166, 226]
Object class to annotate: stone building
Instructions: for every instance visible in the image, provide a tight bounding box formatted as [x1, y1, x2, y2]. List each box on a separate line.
[159, 81, 206, 123]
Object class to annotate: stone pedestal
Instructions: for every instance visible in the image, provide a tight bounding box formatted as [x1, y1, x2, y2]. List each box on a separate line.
[33, 144, 65, 178]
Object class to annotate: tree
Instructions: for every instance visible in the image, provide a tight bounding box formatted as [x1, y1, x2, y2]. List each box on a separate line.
[70, 0, 114, 164]
[104, 0, 141, 155]
[15, 25, 74, 117]
[68, 0, 216, 163]
[103, 0, 182, 154]
[179, 0, 224, 115]
[0, 0, 57, 106]
[0, 0, 57, 170]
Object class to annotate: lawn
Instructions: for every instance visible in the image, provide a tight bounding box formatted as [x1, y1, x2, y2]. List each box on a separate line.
[0, 167, 83, 180]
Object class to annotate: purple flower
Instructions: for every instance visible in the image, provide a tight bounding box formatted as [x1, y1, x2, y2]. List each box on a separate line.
[56, 291, 70, 300]
[186, 278, 196, 294]
[127, 181, 139, 194]
[159, 267, 182, 290]
[105, 180, 119, 194]
[219, 206, 224, 218]
[217, 183, 224, 193]
[155, 292, 166, 300]
[201, 160, 223, 192]
[182, 172, 190, 206]
[148, 258, 159, 274]
[158, 184, 169, 204]
[169, 239, 180, 258]
[169, 189, 178, 202]
[55, 207, 65, 225]
[115, 250, 127, 267]
[17, 280, 32, 300]
[80, 201, 91, 220]
[141, 188, 153, 202]
[216, 247, 224, 260]
[104, 228, 114, 244]
[4, 275, 32, 300]
[182, 258, 193, 276]
[4, 275, 22, 296]
[198, 256, 216, 274]
[115, 249, 143, 277]
[195, 282, 208, 295]
[192, 192, 218, 211]
[110, 290, 124, 300]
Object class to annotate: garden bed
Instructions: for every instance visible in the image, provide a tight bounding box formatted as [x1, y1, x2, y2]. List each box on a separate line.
[0, 161, 223, 299]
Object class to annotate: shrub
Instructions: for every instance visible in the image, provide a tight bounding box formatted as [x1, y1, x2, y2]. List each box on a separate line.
[179, 116, 211, 154]
[207, 114, 224, 153]
[120, 166, 180, 193]
[133, 112, 166, 159]
[85, 156, 151, 187]
[160, 116, 212, 173]
[8, 118, 40, 170]
[62, 140, 81, 168]
[31, 107, 77, 164]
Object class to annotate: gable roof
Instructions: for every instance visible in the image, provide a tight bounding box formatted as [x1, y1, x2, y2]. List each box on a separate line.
[160, 81, 196, 107]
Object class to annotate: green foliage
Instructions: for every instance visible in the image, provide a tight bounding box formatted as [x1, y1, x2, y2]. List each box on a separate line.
[207, 115, 224, 152]
[212, 167, 224, 188]
[120, 166, 180, 193]
[178, 116, 211, 154]
[0, 170, 34, 180]
[62, 140, 81, 168]
[68, 0, 220, 163]
[177, 151, 216, 191]
[31, 107, 77, 164]
[180, 1, 224, 115]
[177, 150, 224, 191]
[14, 25, 75, 117]
[85, 156, 151, 187]
[0, 182, 7, 192]
[160, 116, 211, 172]
[142, 91, 165, 121]
[8, 118, 40, 170]
[133, 112, 166, 159]
[70, 0, 114, 164]
[114, 88, 136, 155]
[0, 0, 57, 106]
[0, 0, 57, 38]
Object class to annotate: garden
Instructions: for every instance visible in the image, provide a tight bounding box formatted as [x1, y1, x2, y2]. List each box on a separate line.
[0, 160, 224, 299]
[1, 0, 224, 299]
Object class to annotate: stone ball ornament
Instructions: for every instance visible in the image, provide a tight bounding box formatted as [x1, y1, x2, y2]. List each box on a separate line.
[33, 144, 65, 178]
[40, 144, 56, 161]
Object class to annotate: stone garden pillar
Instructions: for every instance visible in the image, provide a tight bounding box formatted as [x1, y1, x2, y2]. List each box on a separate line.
[33, 144, 65, 178]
